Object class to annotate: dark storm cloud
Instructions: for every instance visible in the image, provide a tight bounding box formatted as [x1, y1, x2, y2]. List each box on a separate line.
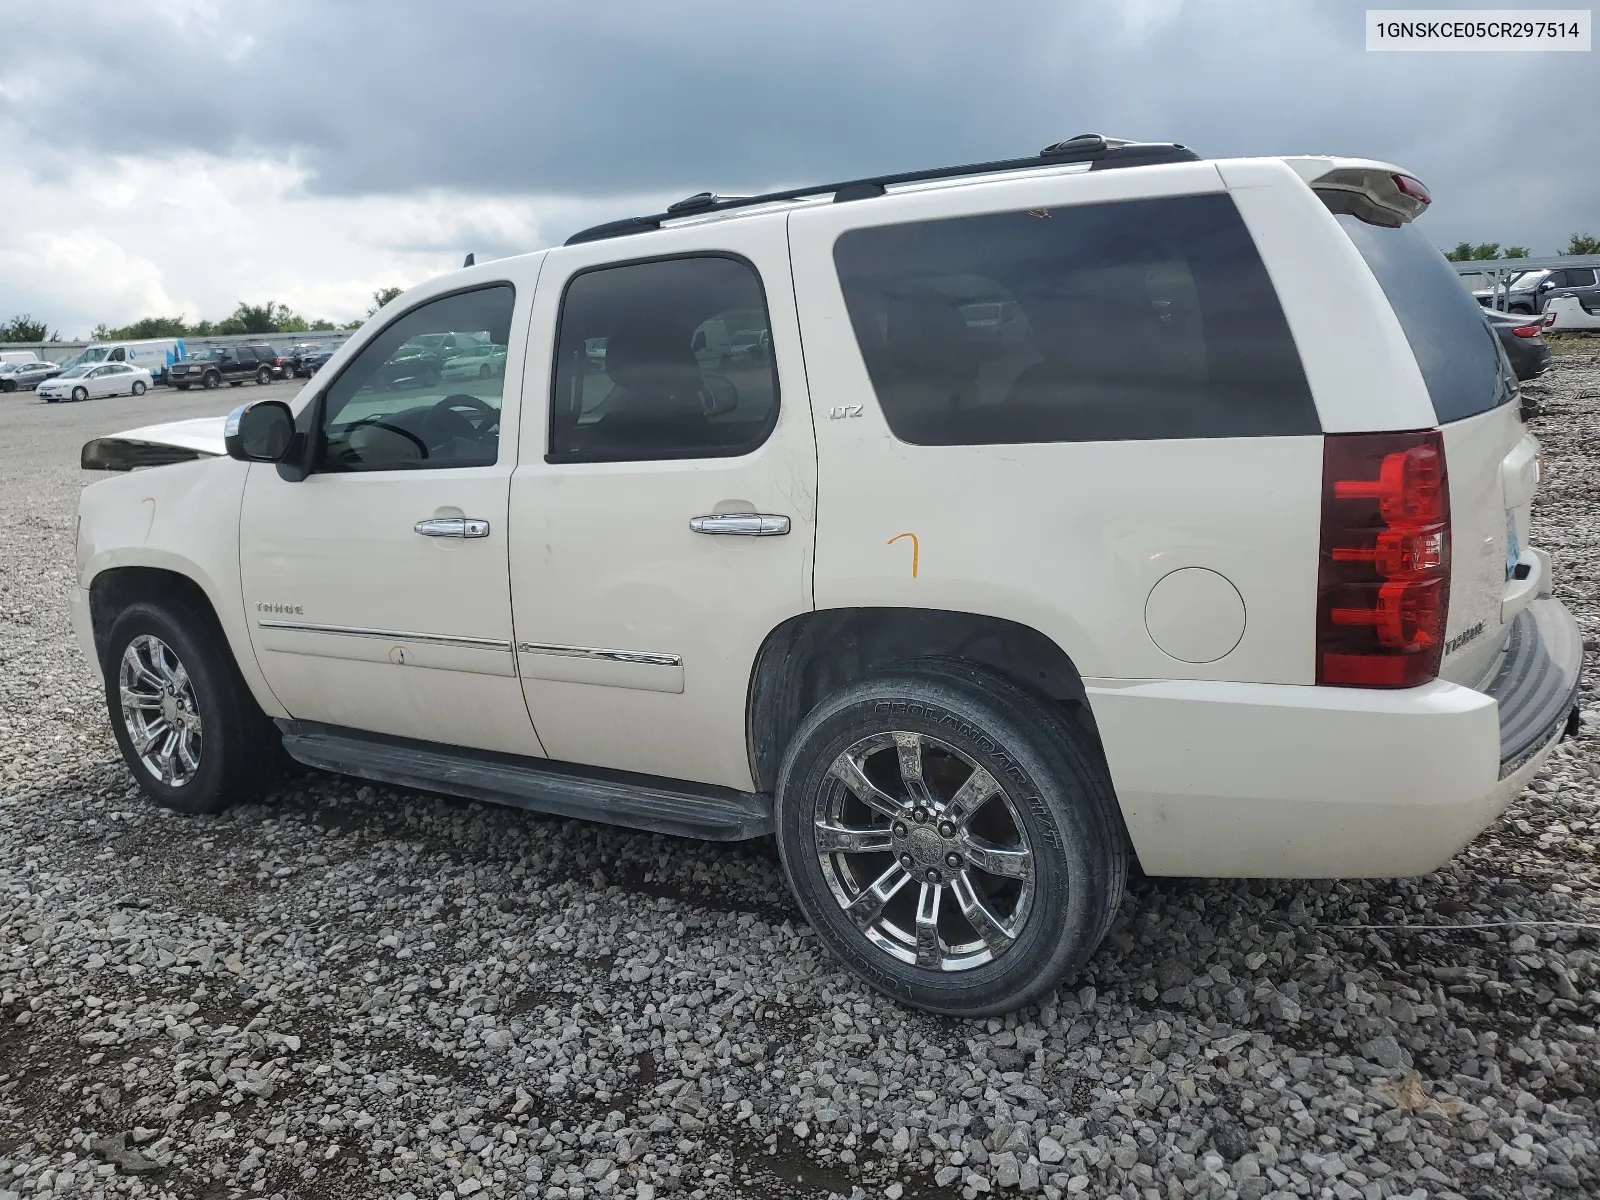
[4, 0, 1596, 249]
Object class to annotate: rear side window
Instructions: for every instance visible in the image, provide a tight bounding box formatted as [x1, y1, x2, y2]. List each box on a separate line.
[832, 193, 1317, 445]
[1335, 214, 1510, 423]
[549, 255, 779, 463]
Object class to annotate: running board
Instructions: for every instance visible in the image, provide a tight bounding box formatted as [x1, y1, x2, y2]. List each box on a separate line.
[275, 720, 773, 841]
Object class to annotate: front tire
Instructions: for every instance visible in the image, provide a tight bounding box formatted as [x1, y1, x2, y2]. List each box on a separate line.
[72, 386, 88, 402]
[132, 380, 147, 396]
[1, 379, 14, 393]
[103, 599, 280, 815]
[774, 660, 1127, 1016]
[256, 367, 272, 385]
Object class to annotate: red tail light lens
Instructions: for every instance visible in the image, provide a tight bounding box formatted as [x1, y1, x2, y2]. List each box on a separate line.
[1511, 325, 1541, 339]
[1318, 430, 1450, 688]
[1391, 173, 1431, 207]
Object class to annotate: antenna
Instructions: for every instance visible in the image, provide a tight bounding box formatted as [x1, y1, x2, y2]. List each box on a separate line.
[463, 253, 475, 267]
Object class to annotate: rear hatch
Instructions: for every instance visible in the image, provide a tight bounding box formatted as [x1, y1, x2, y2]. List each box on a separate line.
[1333, 209, 1538, 689]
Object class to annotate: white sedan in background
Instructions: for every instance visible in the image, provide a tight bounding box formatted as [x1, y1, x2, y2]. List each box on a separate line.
[37, 363, 153, 403]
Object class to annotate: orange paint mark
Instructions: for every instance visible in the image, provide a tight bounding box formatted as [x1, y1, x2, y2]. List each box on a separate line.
[888, 532, 919, 578]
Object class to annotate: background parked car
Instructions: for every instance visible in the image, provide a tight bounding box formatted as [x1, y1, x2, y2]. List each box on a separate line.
[63, 338, 187, 384]
[1473, 266, 1600, 315]
[0, 360, 62, 392]
[1485, 308, 1550, 381]
[36, 363, 152, 402]
[293, 343, 338, 377]
[168, 343, 280, 389]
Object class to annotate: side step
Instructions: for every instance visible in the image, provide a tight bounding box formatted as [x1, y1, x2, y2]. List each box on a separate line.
[275, 720, 773, 841]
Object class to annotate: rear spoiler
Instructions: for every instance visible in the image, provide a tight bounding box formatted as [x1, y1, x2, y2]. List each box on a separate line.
[1306, 164, 1432, 228]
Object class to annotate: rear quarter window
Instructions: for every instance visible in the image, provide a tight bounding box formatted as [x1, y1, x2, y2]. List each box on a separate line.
[832, 192, 1318, 445]
[1334, 214, 1510, 423]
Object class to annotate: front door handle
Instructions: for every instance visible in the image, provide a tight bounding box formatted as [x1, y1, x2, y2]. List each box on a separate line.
[689, 513, 790, 536]
[414, 517, 490, 538]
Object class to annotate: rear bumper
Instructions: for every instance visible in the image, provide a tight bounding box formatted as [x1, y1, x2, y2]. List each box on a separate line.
[1090, 598, 1583, 878]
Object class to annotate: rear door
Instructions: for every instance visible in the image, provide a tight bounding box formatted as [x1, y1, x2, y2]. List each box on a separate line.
[1333, 213, 1536, 687]
[509, 212, 817, 791]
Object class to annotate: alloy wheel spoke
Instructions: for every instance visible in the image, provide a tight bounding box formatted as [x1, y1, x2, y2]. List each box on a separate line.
[828, 752, 905, 820]
[156, 729, 179, 784]
[133, 718, 170, 757]
[814, 821, 894, 855]
[950, 870, 1016, 955]
[914, 882, 944, 969]
[945, 764, 999, 826]
[894, 732, 936, 807]
[962, 836, 1032, 880]
[844, 861, 913, 931]
[177, 731, 201, 777]
[119, 687, 163, 712]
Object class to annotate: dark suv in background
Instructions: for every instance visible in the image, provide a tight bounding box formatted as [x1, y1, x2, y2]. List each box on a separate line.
[168, 344, 280, 389]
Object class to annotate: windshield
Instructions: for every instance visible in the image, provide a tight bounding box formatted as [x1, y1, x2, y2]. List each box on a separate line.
[1508, 270, 1549, 292]
[58, 365, 92, 378]
[1336, 214, 1511, 423]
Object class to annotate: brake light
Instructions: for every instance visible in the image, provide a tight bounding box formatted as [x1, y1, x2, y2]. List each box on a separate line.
[1317, 430, 1450, 687]
[1511, 325, 1541, 339]
[1391, 173, 1431, 207]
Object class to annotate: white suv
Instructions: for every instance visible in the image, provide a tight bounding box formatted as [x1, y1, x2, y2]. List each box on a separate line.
[73, 136, 1584, 1016]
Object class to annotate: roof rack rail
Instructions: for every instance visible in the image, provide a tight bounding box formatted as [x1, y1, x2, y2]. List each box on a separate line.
[564, 135, 1197, 246]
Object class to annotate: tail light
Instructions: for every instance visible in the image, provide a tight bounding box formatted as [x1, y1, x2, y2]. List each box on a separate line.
[1317, 430, 1450, 687]
[1543, 310, 1557, 329]
[1511, 324, 1541, 339]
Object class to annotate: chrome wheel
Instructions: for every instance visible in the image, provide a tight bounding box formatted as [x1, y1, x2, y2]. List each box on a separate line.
[118, 635, 202, 787]
[814, 731, 1034, 972]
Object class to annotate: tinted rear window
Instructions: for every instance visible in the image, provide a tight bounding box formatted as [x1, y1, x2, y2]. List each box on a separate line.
[832, 193, 1318, 445]
[1335, 214, 1509, 423]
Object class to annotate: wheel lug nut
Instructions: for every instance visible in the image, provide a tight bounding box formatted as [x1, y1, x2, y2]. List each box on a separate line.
[945, 852, 963, 869]
[913, 808, 928, 824]
[924, 868, 940, 883]
[899, 853, 914, 869]
[892, 823, 908, 838]
[937, 821, 956, 838]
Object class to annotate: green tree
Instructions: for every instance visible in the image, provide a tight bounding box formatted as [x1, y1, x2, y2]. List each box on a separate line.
[367, 286, 404, 316]
[1503, 246, 1530, 259]
[93, 315, 191, 340]
[1565, 233, 1600, 255]
[1, 314, 54, 342]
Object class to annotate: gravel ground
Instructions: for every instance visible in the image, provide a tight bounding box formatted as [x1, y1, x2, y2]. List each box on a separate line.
[0, 364, 1595, 1200]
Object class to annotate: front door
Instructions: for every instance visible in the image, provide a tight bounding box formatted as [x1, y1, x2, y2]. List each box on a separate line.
[240, 278, 545, 756]
[510, 214, 816, 791]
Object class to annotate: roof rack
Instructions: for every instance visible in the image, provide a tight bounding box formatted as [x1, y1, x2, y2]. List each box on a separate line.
[564, 134, 1198, 246]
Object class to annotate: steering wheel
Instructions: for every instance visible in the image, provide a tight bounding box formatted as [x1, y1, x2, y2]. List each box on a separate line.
[353, 419, 429, 460]
[422, 393, 499, 445]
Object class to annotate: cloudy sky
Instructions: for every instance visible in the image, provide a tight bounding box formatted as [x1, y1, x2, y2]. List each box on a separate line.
[1, 0, 1594, 337]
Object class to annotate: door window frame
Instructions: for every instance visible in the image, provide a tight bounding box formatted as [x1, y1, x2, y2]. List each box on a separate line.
[545, 250, 781, 465]
[306, 280, 519, 477]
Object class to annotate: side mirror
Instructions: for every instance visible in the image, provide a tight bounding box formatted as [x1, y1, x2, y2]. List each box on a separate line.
[225, 400, 295, 462]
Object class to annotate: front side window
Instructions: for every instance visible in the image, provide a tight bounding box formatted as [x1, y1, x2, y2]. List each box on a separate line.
[549, 255, 778, 463]
[318, 285, 514, 471]
[833, 193, 1317, 445]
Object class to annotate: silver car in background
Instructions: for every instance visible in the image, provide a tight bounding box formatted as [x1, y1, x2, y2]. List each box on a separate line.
[0, 360, 63, 392]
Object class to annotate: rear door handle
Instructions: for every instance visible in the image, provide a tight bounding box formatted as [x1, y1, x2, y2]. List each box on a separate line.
[688, 513, 790, 536]
[414, 518, 490, 538]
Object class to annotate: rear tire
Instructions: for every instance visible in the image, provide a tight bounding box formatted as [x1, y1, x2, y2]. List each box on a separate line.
[774, 659, 1127, 1016]
[103, 598, 281, 815]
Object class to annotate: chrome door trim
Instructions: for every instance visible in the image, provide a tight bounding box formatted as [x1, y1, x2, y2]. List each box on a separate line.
[414, 518, 491, 538]
[257, 619, 512, 651]
[688, 513, 790, 536]
[516, 641, 682, 667]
